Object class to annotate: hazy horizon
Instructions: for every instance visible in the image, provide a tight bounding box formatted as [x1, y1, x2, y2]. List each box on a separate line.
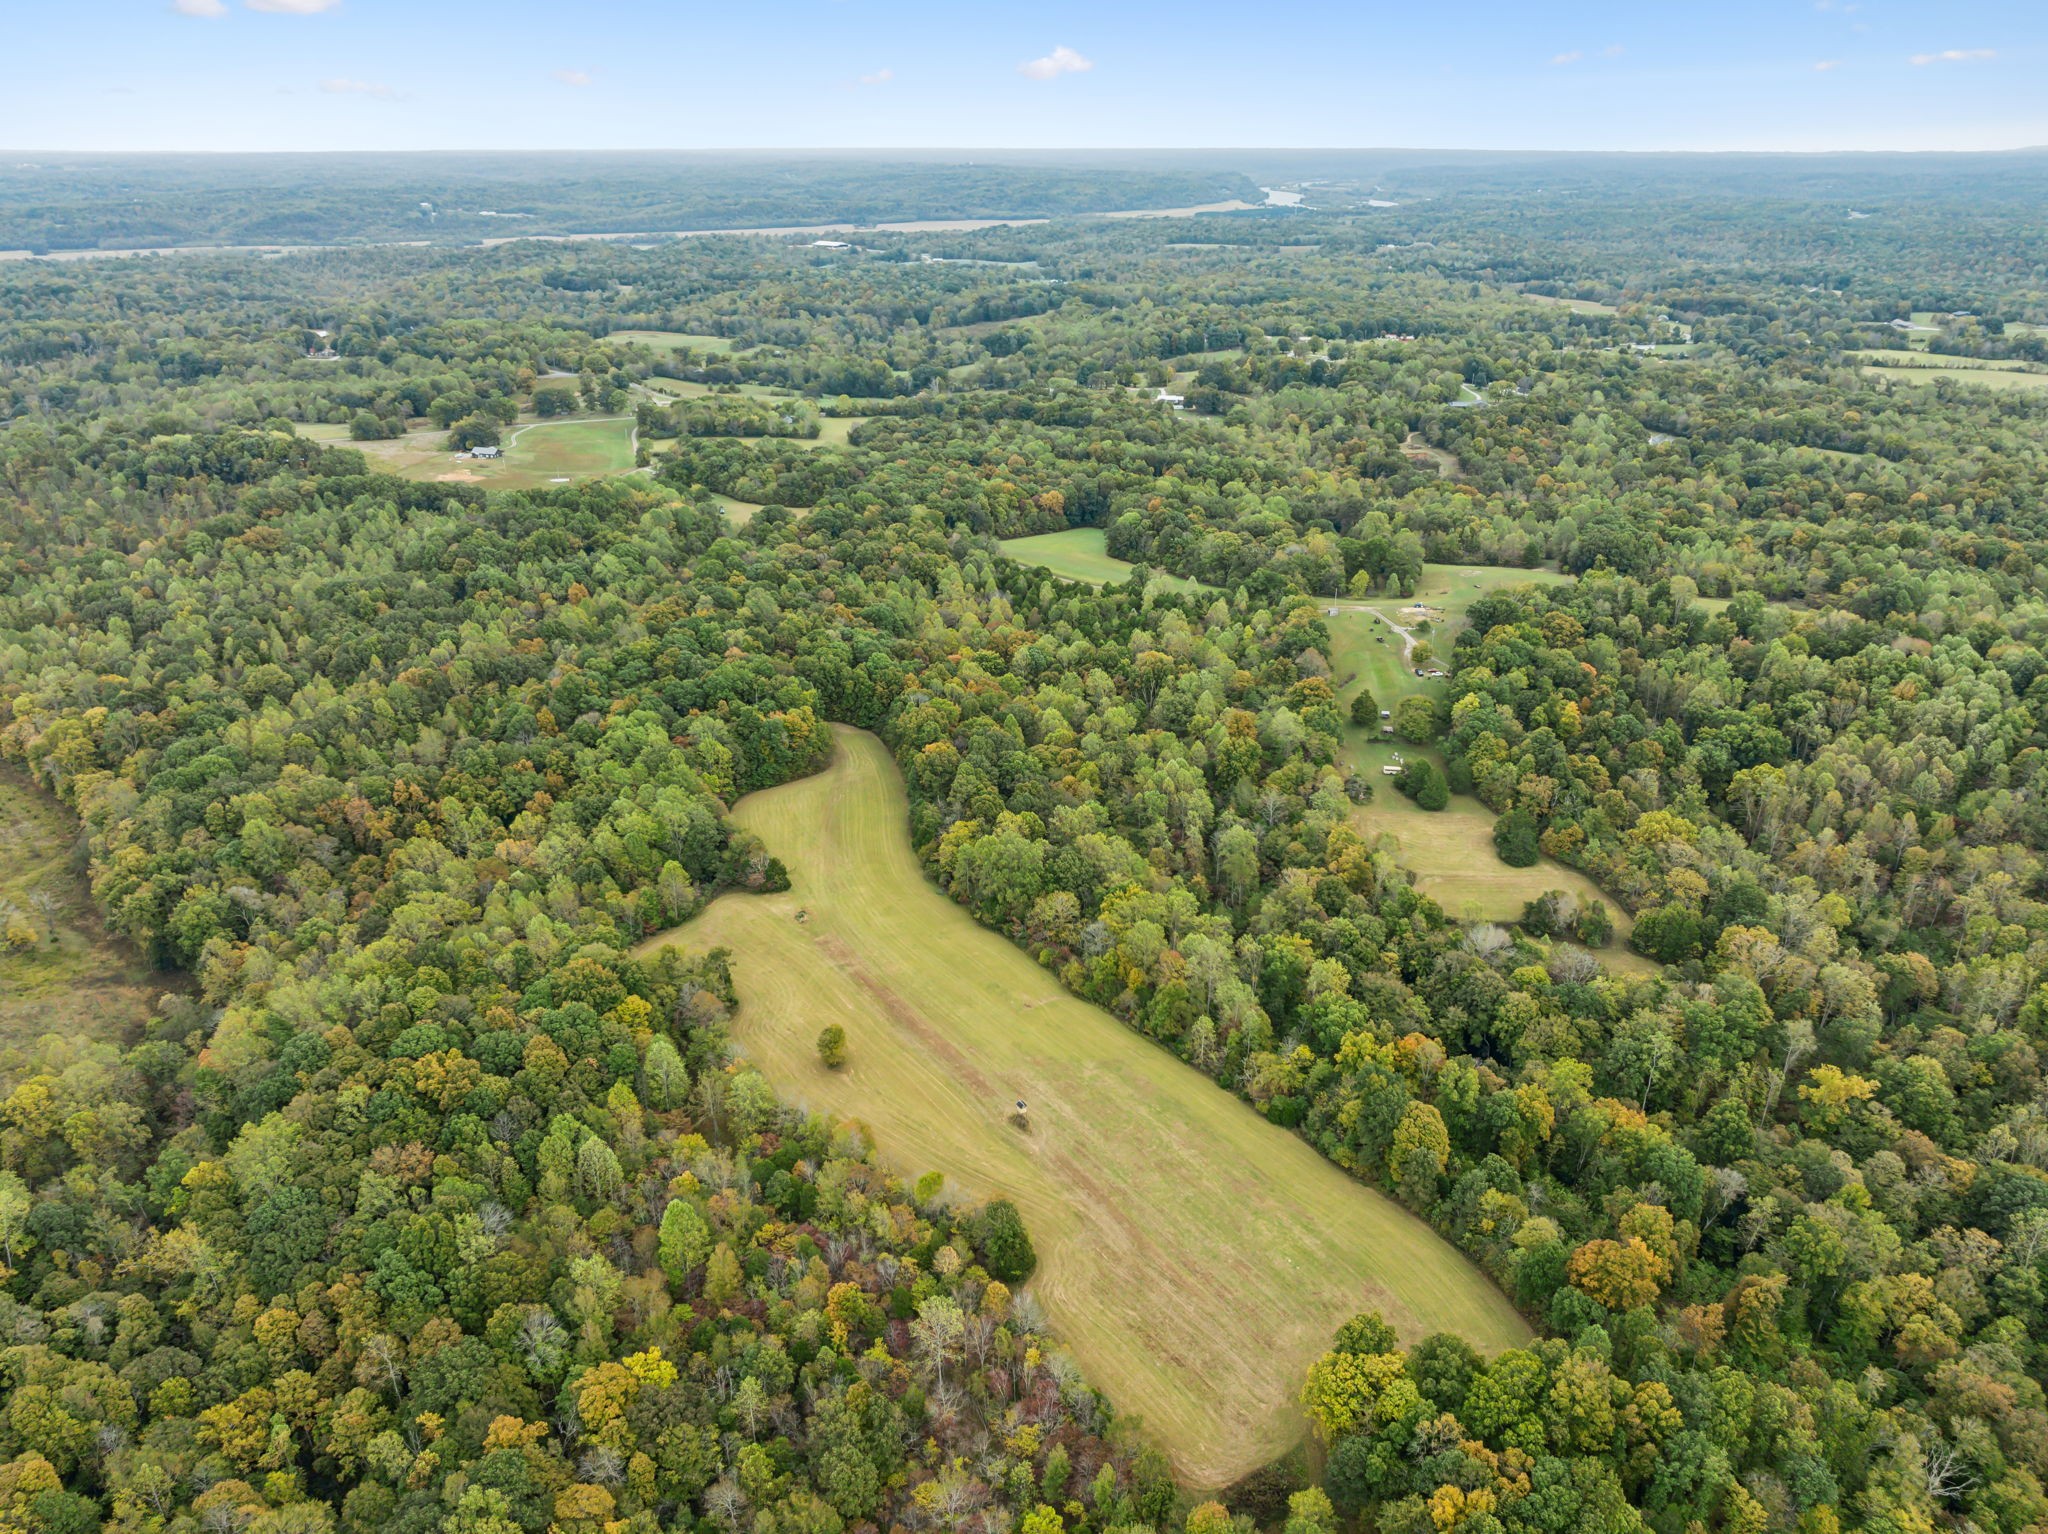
[10, 0, 2044, 155]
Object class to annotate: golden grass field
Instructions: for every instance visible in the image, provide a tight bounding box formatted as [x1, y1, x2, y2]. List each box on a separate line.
[638, 728, 1529, 1485]
[0, 770, 165, 1053]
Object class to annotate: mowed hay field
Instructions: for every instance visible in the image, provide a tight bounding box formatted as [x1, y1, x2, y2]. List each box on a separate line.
[639, 728, 1529, 1485]
[0, 770, 165, 1051]
[999, 528, 1220, 595]
[302, 417, 637, 489]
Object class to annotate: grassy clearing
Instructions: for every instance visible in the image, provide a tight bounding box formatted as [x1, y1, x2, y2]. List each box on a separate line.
[1401, 432, 1463, 478]
[638, 729, 1529, 1485]
[1317, 567, 1646, 965]
[640, 377, 796, 403]
[306, 417, 637, 490]
[1849, 350, 2035, 373]
[0, 770, 165, 1053]
[1525, 293, 1620, 316]
[609, 330, 740, 355]
[999, 528, 1221, 595]
[1861, 361, 2048, 394]
[812, 416, 868, 446]
[711, 494, 767, 526]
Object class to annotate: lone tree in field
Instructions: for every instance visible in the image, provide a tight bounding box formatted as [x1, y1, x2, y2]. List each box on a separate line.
[816, 1025, 847, 1069]
[1493, 808, 1541, 867]
[1394, 758, 1450, 811]
[1349, 687, 1379, 727]
[969, 1198, 1038, 1282]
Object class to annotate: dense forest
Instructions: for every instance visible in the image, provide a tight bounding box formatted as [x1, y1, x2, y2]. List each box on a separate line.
[6, 155, 2048, 1534]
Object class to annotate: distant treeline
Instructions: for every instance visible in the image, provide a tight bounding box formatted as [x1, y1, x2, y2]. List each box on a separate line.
[0, 152, 1260, 252]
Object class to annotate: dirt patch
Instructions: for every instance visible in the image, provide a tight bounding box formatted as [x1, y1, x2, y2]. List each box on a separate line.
[432, 470, 485, 484]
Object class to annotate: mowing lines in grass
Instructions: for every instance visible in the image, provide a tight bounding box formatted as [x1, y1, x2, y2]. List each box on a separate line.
[637, 729, 1529, 1486]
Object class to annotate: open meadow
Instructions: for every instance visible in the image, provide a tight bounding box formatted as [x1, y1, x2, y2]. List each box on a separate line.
[998, 527, 1221, 594]
[608, 329, 742, 355]
[300, 416, 639, 488]
[1856, 352, 2048, 393]
[0, 770, 166, 1052]
[639, 376, 796, 403]
[1523, 292, 1620, 316]
[638, 727, 1530, 1486]
[711, 493, 768, 525]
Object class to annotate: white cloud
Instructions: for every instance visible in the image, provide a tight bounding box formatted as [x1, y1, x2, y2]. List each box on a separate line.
[320, 77, 400, 99]
[1813, 59, 1842, 71]
[1909, 48, 1995, 65]
[1018, 45, 1092, 81]
[857, 68, 894, 86]
[553, 69, 593, 87]
[1551, 50, 1583, 66]
[173, 0, 228, 15]
[247, 0, 344, 12]
[1603, 43, 1625, 57]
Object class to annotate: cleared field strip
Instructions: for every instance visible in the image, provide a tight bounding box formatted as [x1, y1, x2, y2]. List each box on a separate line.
[609, 330, 741, 354]
[0, 770, 167, 1051]
[999, 528, 1221, 594]
[1857, 354, 2048, 393]
[638, 728, 1529, 1486]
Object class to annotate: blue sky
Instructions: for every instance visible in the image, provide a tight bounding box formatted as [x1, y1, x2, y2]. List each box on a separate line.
[7, 0, 2045, 153]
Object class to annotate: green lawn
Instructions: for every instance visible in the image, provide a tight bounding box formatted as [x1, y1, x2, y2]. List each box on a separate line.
[999, 527, 1221, 595]
[0, 770, 167, 1052]
[638, 728, 1528, 1486]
